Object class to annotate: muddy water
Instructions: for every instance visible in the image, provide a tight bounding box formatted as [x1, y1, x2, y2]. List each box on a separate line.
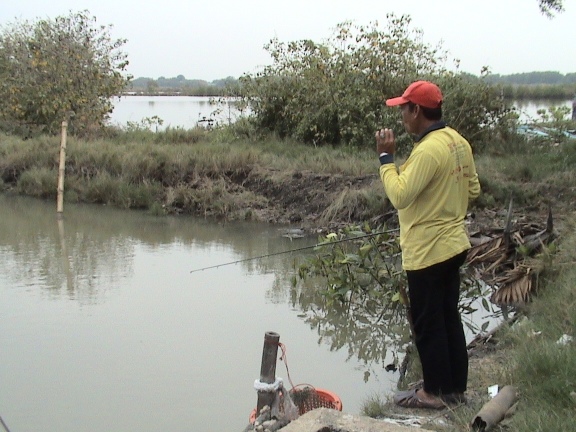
[0, 194, 403, 432]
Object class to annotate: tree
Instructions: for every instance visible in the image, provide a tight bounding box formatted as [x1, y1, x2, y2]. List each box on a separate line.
[538, 0, 564, 17]
[239, 14, 510, 148]
[146, 79, 159, 94]
[0, 10, 131, 136]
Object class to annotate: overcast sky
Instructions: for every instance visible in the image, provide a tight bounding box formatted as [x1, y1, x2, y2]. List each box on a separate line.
[1, 0, 574, 81]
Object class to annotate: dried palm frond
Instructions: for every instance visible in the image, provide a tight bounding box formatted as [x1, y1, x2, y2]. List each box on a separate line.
[467, 236, 505, 264]
[490, 265, 533, 305]
[466, 204, 555, 306]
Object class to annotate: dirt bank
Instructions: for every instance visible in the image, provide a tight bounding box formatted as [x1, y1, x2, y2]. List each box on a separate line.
[212, 167, 383, 228]
[198, 167, 567, 236]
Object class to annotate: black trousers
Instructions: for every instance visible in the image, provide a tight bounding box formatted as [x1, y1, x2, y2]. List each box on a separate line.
[406, 251, 468, 396]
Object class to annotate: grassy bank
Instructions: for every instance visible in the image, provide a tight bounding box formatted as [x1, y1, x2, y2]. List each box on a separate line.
[1, 122, 575, 226]
[0, 126, 384, 226]
[502, 220, 576, 430]
[0, 126, 381, 224]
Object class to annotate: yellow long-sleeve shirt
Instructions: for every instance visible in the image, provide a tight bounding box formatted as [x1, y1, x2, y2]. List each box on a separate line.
[379, 124, 481, 271]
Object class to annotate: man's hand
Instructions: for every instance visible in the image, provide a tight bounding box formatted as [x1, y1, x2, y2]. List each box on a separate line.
[375, 128, 396, 155]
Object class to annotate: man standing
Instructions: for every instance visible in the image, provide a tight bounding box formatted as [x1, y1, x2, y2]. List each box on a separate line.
[375, 81, 481, 409]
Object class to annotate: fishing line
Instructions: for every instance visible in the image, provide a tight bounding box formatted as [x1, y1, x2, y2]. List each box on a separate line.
[189, 227, 399, 273]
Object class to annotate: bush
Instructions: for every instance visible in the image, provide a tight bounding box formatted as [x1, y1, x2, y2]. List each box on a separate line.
[238, 14, 513, 149]
[0, 10, 130, 137]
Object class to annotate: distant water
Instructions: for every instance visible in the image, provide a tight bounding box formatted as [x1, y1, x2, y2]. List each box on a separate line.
[109, 95, 243, 130]
[514, 99, 573, 122]
[108, 96, 574, 130]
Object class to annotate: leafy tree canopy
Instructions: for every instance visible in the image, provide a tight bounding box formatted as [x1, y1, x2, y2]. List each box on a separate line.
[0, 10, 131, 136]
[238, 14, 510, 149]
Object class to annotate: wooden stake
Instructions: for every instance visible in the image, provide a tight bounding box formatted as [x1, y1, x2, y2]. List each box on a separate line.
[56, 121, 68, 215]
[256, 331, 280, 414]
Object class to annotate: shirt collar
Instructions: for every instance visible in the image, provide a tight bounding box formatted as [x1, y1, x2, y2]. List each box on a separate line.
[416, 121, 446, 142]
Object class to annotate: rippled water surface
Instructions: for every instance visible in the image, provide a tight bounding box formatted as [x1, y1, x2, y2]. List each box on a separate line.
[0, 195, 401, 432]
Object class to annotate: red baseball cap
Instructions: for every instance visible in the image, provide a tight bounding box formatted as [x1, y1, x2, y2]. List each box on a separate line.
[385, 81, 443, 109]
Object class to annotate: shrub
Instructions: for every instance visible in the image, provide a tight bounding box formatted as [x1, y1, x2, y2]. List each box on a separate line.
[238, 14, 512, 149]
[0, 11, 130, 137]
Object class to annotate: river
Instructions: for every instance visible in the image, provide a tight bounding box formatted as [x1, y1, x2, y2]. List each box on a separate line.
[0, 194, 404, 432]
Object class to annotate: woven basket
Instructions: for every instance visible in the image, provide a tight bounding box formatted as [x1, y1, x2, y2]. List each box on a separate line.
[289, 387, 342, 414]
[250, 387, 342, 423]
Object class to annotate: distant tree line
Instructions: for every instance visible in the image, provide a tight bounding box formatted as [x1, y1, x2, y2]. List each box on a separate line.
[130, 70, 576, 101]
[486, 72, 576, 100]
[486, 71, 576, 85]
[127, 75, 239, 96]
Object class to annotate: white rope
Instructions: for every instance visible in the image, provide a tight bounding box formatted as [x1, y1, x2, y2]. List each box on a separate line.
[254, 377, 283, 392]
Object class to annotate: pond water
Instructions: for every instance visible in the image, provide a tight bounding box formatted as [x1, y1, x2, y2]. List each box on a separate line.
[515, 99, 573, 122]
[0, 195, 405, 432]
[108, 96, 574, 131]
[109, 96, 243, 130]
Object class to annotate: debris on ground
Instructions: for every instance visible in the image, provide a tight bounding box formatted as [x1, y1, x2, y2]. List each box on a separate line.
[467, 201, 556, 305]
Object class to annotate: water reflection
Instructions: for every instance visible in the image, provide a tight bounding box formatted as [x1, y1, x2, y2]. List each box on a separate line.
[0, 196, 134, 301]
[0, 194, 302, 301]
[6, 194, 387, 432]
[292, 279, 410, 376]
[1, 194, 497, 358]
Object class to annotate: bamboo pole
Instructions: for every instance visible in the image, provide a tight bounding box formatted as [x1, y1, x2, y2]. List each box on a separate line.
[56, 121, 68, 215]
[256, 332, 280, 414]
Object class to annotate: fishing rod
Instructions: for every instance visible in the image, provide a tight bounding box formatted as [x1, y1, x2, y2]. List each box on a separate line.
[0, 415, 11, 432]
[189, 227, 399, 273]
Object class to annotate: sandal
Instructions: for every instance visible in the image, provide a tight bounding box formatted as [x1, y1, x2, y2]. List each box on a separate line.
[393, 388, 445, 410]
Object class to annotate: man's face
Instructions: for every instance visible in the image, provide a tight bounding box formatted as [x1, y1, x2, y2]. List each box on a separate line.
[399, 103, 416, 134]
